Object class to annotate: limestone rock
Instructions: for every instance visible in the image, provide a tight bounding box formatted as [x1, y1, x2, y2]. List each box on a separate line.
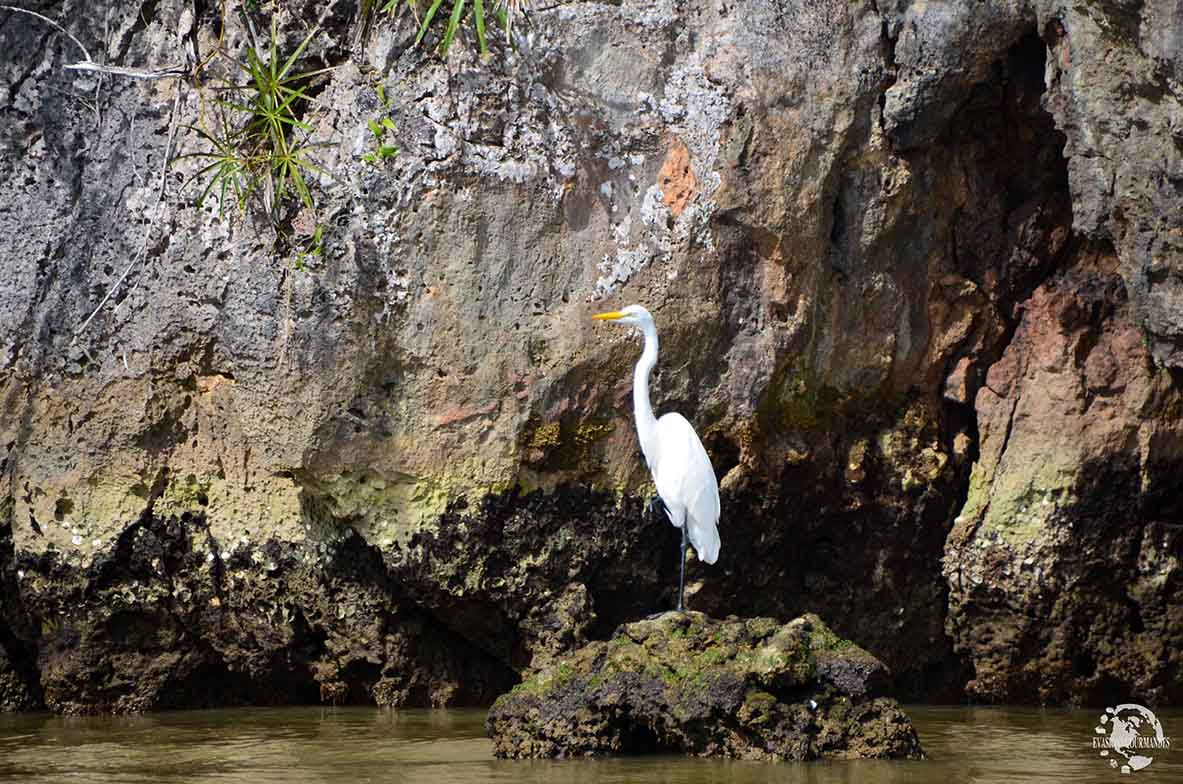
[486, 612, 923, 760]
[1, 0, 1181, 712]
[944, 257, 1183, 704]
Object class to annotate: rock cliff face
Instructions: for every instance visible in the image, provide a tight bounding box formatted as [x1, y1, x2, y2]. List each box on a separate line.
[1, 0, 1180, 711]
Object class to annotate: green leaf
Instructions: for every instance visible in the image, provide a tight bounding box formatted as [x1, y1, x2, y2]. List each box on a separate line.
[292, 153, 328, 178]
[274, 83, 312, 116]
[193, 168, 223, 209]
[415, 0, 448, 47]
[474, 0, 487, 55]
[279, 27, 319, 82]
[368, 119, 384, 138]
[268, 19, 280, 82]
[381, 117, 397, 132]
[290, 165, 313, 209]
[181, 123, 236, 151]
[214, 99, 257, 115]
[440, 0, 466, 55]
[271, 113, 312, 131]
[280, 65, 338, 86]
[376, 84, 388, 107]
[379, 145, 399, 158]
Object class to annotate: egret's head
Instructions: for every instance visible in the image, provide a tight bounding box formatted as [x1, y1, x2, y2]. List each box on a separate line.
[592, 304, 653, 328]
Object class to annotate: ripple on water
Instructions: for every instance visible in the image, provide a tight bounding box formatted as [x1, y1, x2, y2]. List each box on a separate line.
[1, 706, 1180, 784]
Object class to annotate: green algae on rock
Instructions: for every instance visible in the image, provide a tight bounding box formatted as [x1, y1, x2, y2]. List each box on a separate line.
[485, 611, 923, 760]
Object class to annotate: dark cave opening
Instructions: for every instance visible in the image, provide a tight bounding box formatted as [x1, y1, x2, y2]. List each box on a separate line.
[936, 24, 1075, 557]
[946, 30, 1072, 325]
[934, 28, 1077, 701]
[698, 28, 1081, 703]
[618, 720, 662, 755]
[156, 645, 323, 711]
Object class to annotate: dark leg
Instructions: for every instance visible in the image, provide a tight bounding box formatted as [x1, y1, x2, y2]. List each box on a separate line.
[643, 497, 677, 619]
[676, 524, 688, 613]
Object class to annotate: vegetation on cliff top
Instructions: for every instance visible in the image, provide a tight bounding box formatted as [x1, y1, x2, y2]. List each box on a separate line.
[182, 21, 331, 220]
[183, 1, 532, 249]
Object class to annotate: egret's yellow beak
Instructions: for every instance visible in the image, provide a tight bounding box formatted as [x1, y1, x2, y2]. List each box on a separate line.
[593, 311, 625, 321]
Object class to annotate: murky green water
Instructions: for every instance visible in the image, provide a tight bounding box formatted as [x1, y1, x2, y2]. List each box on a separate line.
[1, 706, 1180, 783]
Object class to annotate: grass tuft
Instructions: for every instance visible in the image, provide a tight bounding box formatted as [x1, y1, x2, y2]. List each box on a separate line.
[382, 0, 531, 56]
[180, 20, 334, 221]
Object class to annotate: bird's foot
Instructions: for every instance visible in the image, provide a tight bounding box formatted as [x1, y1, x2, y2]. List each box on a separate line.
[644, 609, 682, 620]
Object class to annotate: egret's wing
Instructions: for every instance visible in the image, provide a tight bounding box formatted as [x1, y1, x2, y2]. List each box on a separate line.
[653, 413, 721, 564]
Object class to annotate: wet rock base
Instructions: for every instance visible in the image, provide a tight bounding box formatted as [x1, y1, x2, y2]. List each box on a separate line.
[486, 612, 924, 760]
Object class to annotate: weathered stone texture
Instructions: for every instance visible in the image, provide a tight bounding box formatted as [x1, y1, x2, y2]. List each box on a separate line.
[486, 611, 923, 760]
[0, 0, 1180, 710]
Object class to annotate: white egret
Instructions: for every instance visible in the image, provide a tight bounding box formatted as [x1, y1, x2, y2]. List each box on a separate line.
[593, 305, 720, 611]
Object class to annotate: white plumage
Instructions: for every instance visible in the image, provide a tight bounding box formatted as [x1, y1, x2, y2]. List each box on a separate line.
[650, 412, 721, 564]
[593, 304, 722, 609]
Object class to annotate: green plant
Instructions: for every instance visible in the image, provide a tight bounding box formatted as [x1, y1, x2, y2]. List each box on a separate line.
[294, 224, 324, 271]
[363, 117, 399, 164]
[383, 0, 529, 56]
[181, 20, 333, 219]
[183, 102, 252, 213]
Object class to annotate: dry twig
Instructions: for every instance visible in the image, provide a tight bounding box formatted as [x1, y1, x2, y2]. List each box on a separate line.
[72, 87, 183, 343]
[64, 61, 189, 80]
[1, 5, 102, 120]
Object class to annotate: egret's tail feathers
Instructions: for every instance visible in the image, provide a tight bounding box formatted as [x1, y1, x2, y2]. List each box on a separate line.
[690, 520, 720, 565]
[697, 542, 719, 565]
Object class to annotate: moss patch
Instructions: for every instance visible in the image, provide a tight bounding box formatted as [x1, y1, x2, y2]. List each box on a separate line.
[528, 423, 562, 450]
[154, 473, 212, 518]
[524, 416, 616, 471]
[488, 611, 921, 760]
[962, 449, 1077, 545]
[757, 357, 909, 437]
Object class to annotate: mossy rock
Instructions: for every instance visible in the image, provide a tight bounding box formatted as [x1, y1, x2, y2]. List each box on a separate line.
[486, 611, 923, 760]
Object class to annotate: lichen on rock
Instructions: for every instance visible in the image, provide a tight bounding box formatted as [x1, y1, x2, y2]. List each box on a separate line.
[486, 611, 923, 760]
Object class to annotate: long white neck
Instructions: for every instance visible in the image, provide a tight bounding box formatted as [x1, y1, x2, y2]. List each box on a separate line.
[633, 320, 660, 465]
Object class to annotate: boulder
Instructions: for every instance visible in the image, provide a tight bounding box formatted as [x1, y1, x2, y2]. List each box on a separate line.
[486, 611, 922, 760]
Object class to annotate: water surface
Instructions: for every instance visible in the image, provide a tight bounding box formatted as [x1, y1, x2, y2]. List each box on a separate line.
[1, 705, 1180, 783]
